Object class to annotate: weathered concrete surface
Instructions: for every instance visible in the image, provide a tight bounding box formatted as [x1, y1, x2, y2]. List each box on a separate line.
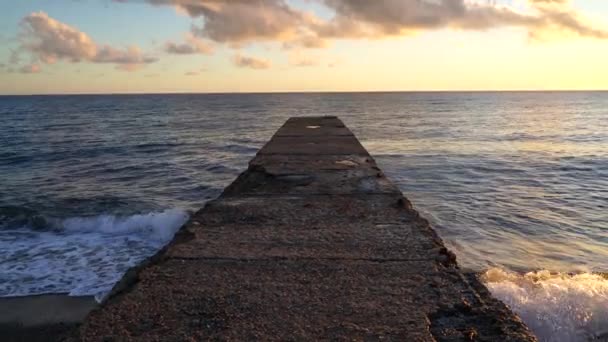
[74, 117, 536, 341]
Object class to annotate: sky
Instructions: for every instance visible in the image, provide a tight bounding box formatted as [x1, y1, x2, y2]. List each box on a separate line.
[1, 0, 608, 94]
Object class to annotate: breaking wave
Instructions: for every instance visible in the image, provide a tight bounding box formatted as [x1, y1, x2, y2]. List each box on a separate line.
[0, 209, 188, 302]
[482, 268, 608, 342]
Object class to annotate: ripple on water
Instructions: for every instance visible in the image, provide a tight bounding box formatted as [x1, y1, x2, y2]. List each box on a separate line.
[1, 92, 607, 340]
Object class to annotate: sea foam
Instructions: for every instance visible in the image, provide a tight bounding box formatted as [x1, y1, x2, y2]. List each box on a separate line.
[61, 209, 189, 243]
[0, 209, 188, 302]
[483, 268, 608, 342]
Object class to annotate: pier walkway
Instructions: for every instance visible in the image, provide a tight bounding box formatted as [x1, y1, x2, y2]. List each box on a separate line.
[75, 117, 536, 341]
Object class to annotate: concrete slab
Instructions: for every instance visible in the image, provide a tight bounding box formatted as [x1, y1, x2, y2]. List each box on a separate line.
[281, 116, 344, 127]
[77, 259, 532, 342]
[193, 195, 418, 226]
[222, 168, 401, 195]
[258, 136, 369, 155]
[73, 117, 537, 341]
[274, 121, 354, 137]
[166, 222, 446, 261]
[249, 154, 375, 172]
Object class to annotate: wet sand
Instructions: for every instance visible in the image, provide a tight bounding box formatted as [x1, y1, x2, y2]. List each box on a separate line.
[0, 294, 96, 341]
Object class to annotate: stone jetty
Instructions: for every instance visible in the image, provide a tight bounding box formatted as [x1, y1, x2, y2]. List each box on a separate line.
[74, 117, 536, 341]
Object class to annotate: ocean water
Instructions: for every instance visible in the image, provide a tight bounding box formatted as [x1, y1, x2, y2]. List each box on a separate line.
[0, 92, 606, 341]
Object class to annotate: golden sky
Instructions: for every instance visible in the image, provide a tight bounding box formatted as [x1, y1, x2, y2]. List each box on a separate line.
[1, 0, 608, 94]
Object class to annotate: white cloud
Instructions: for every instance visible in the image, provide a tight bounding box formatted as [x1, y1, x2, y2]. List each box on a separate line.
[165, 33, 213, 54]
[18, 12, 158, 72]
[121, 0, 608, 43]
[316, 0, 608, 40]
[233, 53, 271, 69]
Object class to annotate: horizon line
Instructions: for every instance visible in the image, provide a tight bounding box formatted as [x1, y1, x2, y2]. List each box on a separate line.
[1, 89, 608, 96]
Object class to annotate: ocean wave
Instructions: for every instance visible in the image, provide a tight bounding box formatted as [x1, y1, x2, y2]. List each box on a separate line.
[0, 209, 188, 301]
[482, 268, 608, 342]
[61, 209, 188, 242]
[0, 205, 49, 231]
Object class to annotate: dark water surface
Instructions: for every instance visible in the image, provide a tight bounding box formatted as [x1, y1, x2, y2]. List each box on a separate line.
[1, 92, 607, 341]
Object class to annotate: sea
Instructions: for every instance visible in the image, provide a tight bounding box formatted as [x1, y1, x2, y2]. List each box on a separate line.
[0, 92, 606, 341]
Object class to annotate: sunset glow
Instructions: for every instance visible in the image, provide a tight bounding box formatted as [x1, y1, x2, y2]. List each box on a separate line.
[1, 0, 608, 94]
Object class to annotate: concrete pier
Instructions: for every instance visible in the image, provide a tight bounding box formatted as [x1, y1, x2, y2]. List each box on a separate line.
[75, 117, 536, 341]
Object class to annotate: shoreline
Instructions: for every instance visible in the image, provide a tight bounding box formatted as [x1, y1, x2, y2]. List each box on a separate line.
[0, 263, 604, 341]
[0, 270, 603, 340]
[0, 294, 97, 341]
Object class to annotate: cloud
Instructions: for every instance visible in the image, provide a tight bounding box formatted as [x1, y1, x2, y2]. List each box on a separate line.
[527, 0, 608, 39]
[233, 53, 270, 69]
[121, 0, 326, 48]
[122, 0, 608, 45]
[165, 33, 213, 54]
[9, 49, 22, 64]
[21, 11, 97, 63]
[288, 52, 319, 67]
[316, 0, 608, 40]
[282, 34, 328, 49]
[188, 0, 305, 43]
[155, 0, 305, 41]
[93, 45, 158, 70]
[292, 59, 317, 67]
[18, 11, 157, 71]
[19, 64, 41, 74]
[183, 66, 208, 75]
[529, 0, 569, 4]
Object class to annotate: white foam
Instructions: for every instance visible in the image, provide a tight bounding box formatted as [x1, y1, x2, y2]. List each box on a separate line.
[482, 267, 608, 342]
[0, 209, 188, 302]
[61, 209, 189, 243]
